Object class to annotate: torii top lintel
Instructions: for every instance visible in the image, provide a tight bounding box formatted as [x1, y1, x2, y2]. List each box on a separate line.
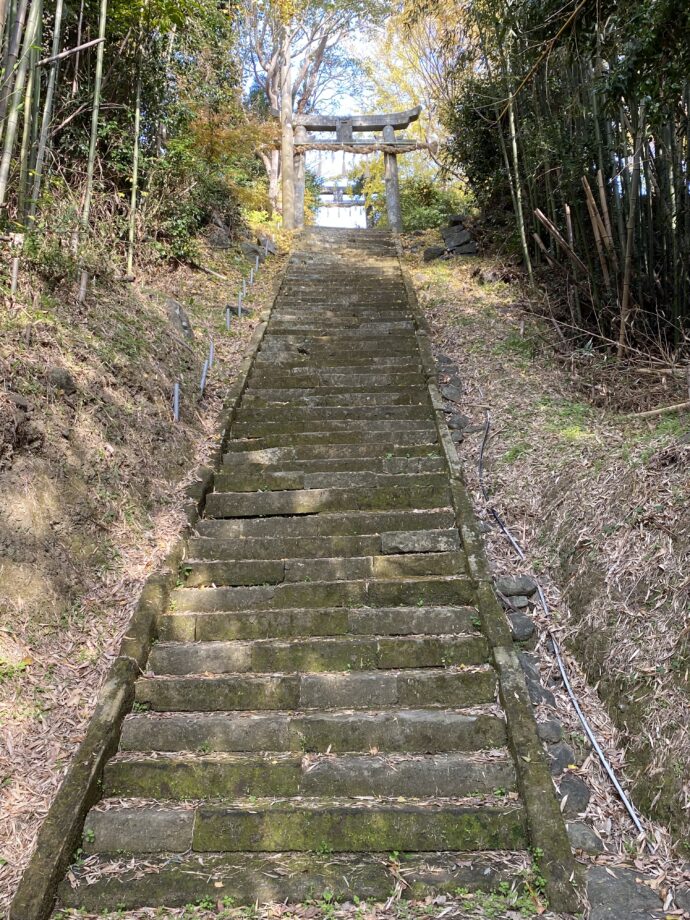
[294, 105, 422, 134]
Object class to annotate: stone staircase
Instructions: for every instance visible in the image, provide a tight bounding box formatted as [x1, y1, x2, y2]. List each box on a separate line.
[57, 229, 571, 912]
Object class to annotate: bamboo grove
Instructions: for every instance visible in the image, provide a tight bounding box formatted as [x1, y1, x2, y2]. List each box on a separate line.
[0, 0, 271, 285]
[410, 0, 690, 354]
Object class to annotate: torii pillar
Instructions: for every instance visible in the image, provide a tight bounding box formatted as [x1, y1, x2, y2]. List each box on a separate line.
[383, 124, 402, 233]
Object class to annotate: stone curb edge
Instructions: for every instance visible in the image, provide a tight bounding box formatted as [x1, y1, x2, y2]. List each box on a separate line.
[395, 240, 581, 914]
[9, 261, 288, 920]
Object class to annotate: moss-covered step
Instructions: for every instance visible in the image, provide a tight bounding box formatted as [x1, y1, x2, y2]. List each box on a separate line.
[120, 706, 507, 754]
[221, 430, 439, 452]
[219, 457, 445, 476]
[146, 634, 489, 675]
[186, 528, 458, 561]
[183, 551, 466, 587]
[234, 405, 431, 423]
[134, 665, 497, 711]
[204, 482, 451, 519]
[245, 373, 425, 390]
[212, 469, 447, 495]
[241, 388, 431, 406]
[80, 798, 527, 855]
[157, 604, 480, 642]
[230, 420, 437, 440]
[221, 443, 441, 464]
[57, 851, 528, 911]
[196, 509, 455, 540]
[104, 751, 516, 801]
[170, 575, 475, 612]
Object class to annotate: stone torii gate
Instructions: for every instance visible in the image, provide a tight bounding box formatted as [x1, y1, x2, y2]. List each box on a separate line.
[286, 105, 425, 232]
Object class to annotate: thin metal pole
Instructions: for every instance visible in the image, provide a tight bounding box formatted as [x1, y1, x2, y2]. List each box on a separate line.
[225, 307, 231, 330]
[199, 359, 208, 396]
[208, 337, 214, 369]
[173, 382, 180, 421]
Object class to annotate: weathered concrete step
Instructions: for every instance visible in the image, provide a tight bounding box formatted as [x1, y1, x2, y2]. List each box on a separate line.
[205, 482, 451, 518]
[196, 510, 455, 540]
[222, 431, 439, 451]
[222, 444, 440, 464]
[234, 405, 430, 423]
[134, 666, 497, 711]
[213, 469, 451, 494]
[159, 604, 479, 642]
[58, 851, 526, 911]
[230, 420, 437, 439]
[247, 373, 425, 390]
[268, 321, 415, 334]
[241, 390, 430, 406]
[104, 751, 516, 800]
[218, 456, 445, 479]
[147, 634, 488, 675]
[121, 706, 507, 753]
[187, 528, 459, 560]
[82, 798, 527, 855]
[183, 551, 466, 588]
[171, 576, 475, 612]
[252, 357, 422, 371]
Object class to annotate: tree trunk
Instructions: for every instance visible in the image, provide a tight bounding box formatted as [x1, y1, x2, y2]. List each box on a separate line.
[279, 29, 295, 230]
[127, 1, 145, 276]
[0, 0, 29, 140]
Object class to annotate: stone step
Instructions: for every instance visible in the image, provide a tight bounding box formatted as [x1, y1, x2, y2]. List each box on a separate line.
[196, 509, 455, 539]
[213, 469, 451, 493]
[234, 405, 430, 423]
[230, 420, 437, 438]
[147, 634, 489, 675]
[267, 321, 415, 334]
[221, 431, 439, 451]
[183, 551, 466, 588]
[171, 575, 475, 612]
[219, 456, 446, 478]
[205, 481, 451, 518]
[187, 528, 459, 560]
[81, 797, 527, 856]
[134, 665, 497, 711]
[158, 604, 479, 643]
[58, 851, 526, 911]
[120, 706, 507, 753]
[246, 373, 425, 390]
[241, 390, 430, 407]
[221, 444, 441, 464]
[104, 751, 516, 800]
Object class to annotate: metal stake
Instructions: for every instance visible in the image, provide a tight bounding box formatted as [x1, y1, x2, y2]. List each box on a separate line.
[200, 359, 208, 396]
[173, 383, 180, 422]
[225, 307, 231, 330]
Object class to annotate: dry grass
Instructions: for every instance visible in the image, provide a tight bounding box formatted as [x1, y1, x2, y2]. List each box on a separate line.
[0, 235, 287, 911]
[402, 232, 690, 911]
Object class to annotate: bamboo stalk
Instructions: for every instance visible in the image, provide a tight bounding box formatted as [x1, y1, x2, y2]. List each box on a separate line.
[28, 0, 64, 222]
[126, 0, 145, 276]
[78, 0, 107, 239]
[534, 208, 587, 273]
[625, 400, 690, 420]
[618, 104, 646, 358]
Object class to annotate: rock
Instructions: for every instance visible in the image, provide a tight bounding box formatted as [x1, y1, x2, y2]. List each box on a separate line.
[495, 574, 538, 597]
[526, 677, 556, 708]
[423, 245, 445, 262]
[674, 888, 690, 911]
[441, 226, 471, 250]
[436, 352, 455, 368]
[446, 412, 471, 430]
[449, 241, 479, 256]
[536, 719, 562, 743]
[587, 866, 664, 919]
[475, 268, 503, 285]
[567, 822, 604, 854]
[207, 215, 232, 249]
[508, 594, 530, 610]
[240, 241, 264, 263]
[547, 741, 577, 775]
[47, 366, 77, 395]
[517, 651, 540, 683]
[508, 611, 534, 642]
[440, 383, 463, 403]
[165, 297, 194, 341]
[450, 430, 464, 446]
[447, 214, 466, 227]
[559, 773, 591, 816]
[258, 234, 277, 255]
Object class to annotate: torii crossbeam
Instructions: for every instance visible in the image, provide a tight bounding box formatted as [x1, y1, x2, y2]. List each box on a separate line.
[287, 105, 424, 232]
